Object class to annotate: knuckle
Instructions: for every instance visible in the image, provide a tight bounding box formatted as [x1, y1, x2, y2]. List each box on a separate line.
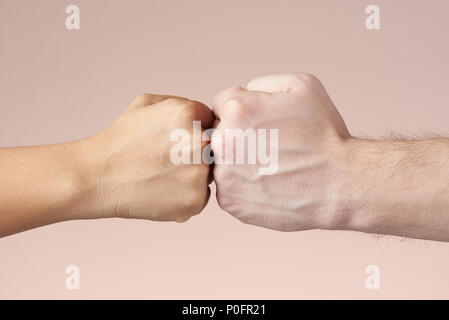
[297, 73, 318, 83]
[235, 212, 248, 222]
[215, 87, 241, 104]
[165, 97, 185, 107]
[215, 191, 230, 210]
[179, 101, 201, 120]
[213, 166, 231, 182]
[294, 73, 320, 92]
[174, 213, 191, 223]
[225, 97, 250, 119]
[216, 196, 240, 218]
[135, 93, 153, 106]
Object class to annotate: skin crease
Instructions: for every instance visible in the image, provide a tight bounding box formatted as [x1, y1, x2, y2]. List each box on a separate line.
[0, 94, 214, 237]
[212, 73, 449, 241]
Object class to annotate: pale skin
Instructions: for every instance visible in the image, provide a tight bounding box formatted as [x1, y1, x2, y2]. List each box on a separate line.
[212, 73, 449, 242]
[0, 94, 214, 237]
[1, 75, 449, 242]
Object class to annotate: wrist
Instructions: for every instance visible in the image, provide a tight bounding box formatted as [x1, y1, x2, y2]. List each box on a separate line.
[313, 136, 362, 231]
[329, 137, 382, 233]
[62, 138, 109, 221]
[330, 137, 405, 233]
[331, 137, 449, 239]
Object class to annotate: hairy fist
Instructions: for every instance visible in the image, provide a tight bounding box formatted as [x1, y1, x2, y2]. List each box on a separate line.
[212, 73, 351, 231]
[78, 94, 214, 222]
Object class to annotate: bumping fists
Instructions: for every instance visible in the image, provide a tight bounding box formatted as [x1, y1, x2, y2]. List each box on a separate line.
[3, 74, 449, 240]
[76, 73, 351, 231]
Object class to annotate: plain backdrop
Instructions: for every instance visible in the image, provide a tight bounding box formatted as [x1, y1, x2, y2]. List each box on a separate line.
[1, 0, 449, 299]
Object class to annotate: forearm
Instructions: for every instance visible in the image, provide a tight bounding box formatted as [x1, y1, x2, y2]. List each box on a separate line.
[338, 137, 449, 241]
[0, 142, 90, 237]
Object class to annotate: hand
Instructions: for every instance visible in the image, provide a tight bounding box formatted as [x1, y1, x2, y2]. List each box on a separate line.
[211, 73, 351, 231]
[76, 94, 214, 222]
[212, 74, 449, 242]
[0, 93, 215, 237]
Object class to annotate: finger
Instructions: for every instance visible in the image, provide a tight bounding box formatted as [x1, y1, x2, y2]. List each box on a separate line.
[156, 98, 215, 129]
[129, 93, 188, 109]
[205, 186, 211, 207]
[187, 100, 216, 129]
[199, 134, 214, 185]
[190, 184, 211, 218]
[212, 86, 246, 120]
[246, 73, 307, 93]
[198, 128, 214, 185]
[212, 119, 220, 129]
[208, 164, 214, 185]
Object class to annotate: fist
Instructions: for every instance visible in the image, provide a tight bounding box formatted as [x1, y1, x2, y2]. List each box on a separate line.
[79, 94, 214, 222]
[212, 73, 351, 231]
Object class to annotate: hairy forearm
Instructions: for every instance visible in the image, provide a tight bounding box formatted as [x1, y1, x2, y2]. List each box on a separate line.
[0, 142, 88, 237]
[338, 137, 449, 241]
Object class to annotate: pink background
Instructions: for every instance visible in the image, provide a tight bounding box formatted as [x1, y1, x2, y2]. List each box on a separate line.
[1, 0, 449, 299]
